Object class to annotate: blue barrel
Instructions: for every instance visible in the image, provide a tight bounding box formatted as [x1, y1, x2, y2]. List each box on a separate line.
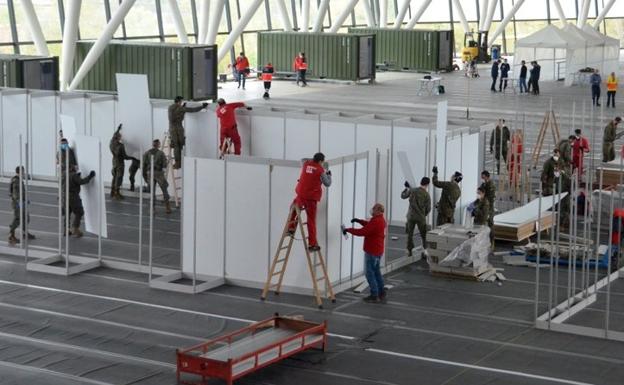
[491, 45, 501, 60]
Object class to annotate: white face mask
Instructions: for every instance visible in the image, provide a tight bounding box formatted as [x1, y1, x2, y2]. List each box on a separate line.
[553, 156, 559, 162]
[554, 171, 561, 178]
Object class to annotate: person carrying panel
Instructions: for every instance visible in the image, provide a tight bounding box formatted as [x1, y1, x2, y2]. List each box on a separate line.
[62, 165, 96, 238]
[168, 96, 208, 169]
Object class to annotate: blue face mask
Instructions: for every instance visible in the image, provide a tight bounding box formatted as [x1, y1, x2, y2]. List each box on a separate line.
[61, 143, 69, 150]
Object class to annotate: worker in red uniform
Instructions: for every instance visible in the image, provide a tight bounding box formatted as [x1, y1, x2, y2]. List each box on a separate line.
[262, 62, 274, 100]
[235, 52, 250, 90]
[508, 130, 523, 186]
[343, 203, 387, 303]
[288, 153, 331, 251]
[216, 98, 251, 156]
[572, 128, 590, 178]
[293, 52, 308, 87]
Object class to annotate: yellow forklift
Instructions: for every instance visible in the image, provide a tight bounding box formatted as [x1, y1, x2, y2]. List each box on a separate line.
[461, 31, 491, 63]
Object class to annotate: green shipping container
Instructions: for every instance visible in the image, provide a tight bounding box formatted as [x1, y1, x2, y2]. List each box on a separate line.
[257, 32, 376, 82]
[0, 54, 59, 90]
[348, 28, 453, 72]
[73, 40, 218, 101]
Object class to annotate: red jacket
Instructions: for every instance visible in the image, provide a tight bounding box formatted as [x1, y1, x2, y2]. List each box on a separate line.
[235, 56, 249, 72]
[293, 56, 307, 71]
[295, 160, 324, 201]
[572, 136, 590, 163]
[216, 102, 245, 130]
[346, 214, 386, 256]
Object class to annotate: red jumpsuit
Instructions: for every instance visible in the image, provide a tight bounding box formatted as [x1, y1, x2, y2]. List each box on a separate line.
[572, 136, 590, 176]
[289, 160, 325, 247]
[508, 134, 523, 185]
[216, 102, 245, 155]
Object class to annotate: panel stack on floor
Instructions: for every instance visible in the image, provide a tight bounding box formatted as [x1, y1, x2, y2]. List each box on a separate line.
[426, 224, 487, 263]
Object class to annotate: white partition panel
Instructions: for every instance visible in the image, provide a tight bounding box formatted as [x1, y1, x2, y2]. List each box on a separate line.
[232, 111, 252, 156]
[356, 119, 392, 208]
[30, 93, 58, 178]
[325, 161, 343, 284]
[2, 92, 28, 174]
[116, 74, 152, 159]
[90, 98, 117, 185]
[352, 157, 368, 276]
[74, 135, 107, 237]
[284, 113, 320, 160]
[320, 120, 356, 158]
[445, 135, 465, 224]
[182, 157, 225, 276]
[152, 104, 169, 140]
[225, 160, 270, 283]
[61, 95, 88, 135]
[184, 106, 219, 159]
[340, 160, 356, 281]
[459, 133, 481, 222]
[250, 115, 285, 159]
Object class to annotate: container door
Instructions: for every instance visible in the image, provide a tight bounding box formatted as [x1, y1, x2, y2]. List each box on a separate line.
[358, 36, 374, 79]
[192, 47, 218, 101]
[438, 31, 453, 71]
[22, 59, 56, 90]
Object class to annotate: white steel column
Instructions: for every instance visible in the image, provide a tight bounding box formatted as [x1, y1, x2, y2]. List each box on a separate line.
[300, 0, 310, 31]
[405, 0, 432, 29]
[593, 0, 616, 28]
[198, 0, 210, 43]
[205, 0, 225, 44]
[552, 0, 567, 25]
[393, 0, 411, 29]
[361, 0, 376, 27]
[577, 0, 591, 27]
[479, 0, 489, 31]
[483, 0, 498, 32]
[451, 0, 470, 35]
[69, 0, 137, 91]
[312, 0, 330, 32]
[217, 0, 263, 61]
[488, 0, 525, 46]
[379, 0, 387, 27]
[60, 0, 82, 91]
[167, 0, 189, 43]
[328, 0, 360, 33]
[275, 0, 293, 31]
[20, 0, 49, 56]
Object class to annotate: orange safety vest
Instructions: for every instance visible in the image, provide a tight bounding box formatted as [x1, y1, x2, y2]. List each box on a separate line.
[607, 75, 618, 91]
[262, 72, 273, 81]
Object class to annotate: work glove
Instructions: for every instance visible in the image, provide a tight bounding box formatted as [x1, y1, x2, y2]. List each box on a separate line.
[202, 102, 209, 108]
[246, 106, 253, 111]
[350, 218, 359, 224]
[116, 124, 122, 132]
[322, 162, 329, 170]
[132, 157, 140, 163]
[342, 227, 348, 236]
[326, 170, 331, 176]
[432, 166, 438, 174]
[404, 181, 410, 188]
[89, 170, 96, 179]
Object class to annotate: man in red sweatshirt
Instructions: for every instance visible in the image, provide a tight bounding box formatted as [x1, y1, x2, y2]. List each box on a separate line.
[288, 152, 331, 251]
[344, 203, 387, 303]
[216, 98, 250, 156]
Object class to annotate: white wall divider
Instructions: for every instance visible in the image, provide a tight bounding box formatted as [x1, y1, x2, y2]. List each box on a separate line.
[390, 117, 434, 225]
[60, 93, 88, 136]
[151, 101, 170, 141]
[250, 107, 292, 159]
[352, 156, 368, 277]
[74, 135, 108, 237]
[230, 108, 252, 156]
[320, 112, 361, 158]
[183, 103, 219, 159]
[340, 158, 356, 280]
[116, 74, 153, 159]
[2, 89, 28, 175]
[284, 110, 321, 160]
[89, 95, 117, 186]
[30, 91, 58, 179]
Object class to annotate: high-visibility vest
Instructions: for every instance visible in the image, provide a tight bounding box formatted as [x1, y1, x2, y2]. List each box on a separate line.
[262, 72, 273, 81]
[607, 76, 618, 91]
[299, 61, 308, 70]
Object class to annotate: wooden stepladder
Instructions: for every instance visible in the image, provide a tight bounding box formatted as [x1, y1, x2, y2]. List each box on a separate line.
[261, 204, 336, 308]
[530, 109, 561, 169]
[162, 131, 182, 207]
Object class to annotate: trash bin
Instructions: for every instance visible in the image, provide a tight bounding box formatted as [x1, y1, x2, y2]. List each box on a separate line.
[491, 45, 501, 60]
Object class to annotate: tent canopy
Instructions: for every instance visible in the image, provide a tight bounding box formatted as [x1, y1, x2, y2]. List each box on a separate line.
[515, 24, 585, 49]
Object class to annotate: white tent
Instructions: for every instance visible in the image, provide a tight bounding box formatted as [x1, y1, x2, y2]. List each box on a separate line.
[512, 24, 585, 84]
[562, 23, 605, 85]
[581, 24, 620, 77]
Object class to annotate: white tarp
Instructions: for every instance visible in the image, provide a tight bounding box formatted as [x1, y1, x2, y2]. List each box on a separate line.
[495, 192, 568, 225]
[116, 73, 152, 158]
[73, 135, 108, 238]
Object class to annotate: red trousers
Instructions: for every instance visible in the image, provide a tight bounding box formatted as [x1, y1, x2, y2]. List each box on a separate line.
[288, 197, 318, 247]
[220, 125, 241, 155]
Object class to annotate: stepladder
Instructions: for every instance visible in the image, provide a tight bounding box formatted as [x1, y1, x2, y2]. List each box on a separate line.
[219, 137, 234, 159]
[261, 204, 336, 308]
[162, 131, 182, 207]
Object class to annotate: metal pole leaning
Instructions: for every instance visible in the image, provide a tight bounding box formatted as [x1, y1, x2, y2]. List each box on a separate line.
[149, 155, 154, 282]
[24, 142, 29, 264]
[605, 187, 615, 337]
[57, 143, 62, 257]
[98, 141, 102, 261]
[535, 188, 543, 322]
[555, 177, 562, 305]
[138, 147, 143, 269]
[18, 135, 23, 250]
[65, 148, 70, 274]
[192, 159, 198, 292]
[548, 184, 556, 328]
[595, 168, 604, 287]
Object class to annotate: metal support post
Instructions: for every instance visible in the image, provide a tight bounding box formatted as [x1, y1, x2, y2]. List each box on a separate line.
[149, 155, 154, 282]
[98, 142, 102, 260]
[535, 189, 543, 322]
[24, 142, 29, 263]
[65, 148, 70, 274]
[138, 147, 143, 268]
[18, 135, 23, 250]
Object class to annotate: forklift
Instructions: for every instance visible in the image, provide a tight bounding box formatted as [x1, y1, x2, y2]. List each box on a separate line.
[461, 31, 491, 64]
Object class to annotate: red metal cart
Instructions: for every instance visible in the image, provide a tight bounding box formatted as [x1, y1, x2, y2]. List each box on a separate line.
[176, 316, 327, 384]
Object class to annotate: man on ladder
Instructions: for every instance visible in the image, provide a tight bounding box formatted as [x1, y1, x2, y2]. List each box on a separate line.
[216, 98, 251, 156]
[168, 96, 208, 170]
[288, 153, 332, 251]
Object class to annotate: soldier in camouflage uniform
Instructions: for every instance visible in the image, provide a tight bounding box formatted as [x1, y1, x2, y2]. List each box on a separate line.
[109, 124, 139, 200]
[480, 170, 496, 242]
[557, 135, 574, 167]
[168, 96, 208, 169]
[62, 165, 95, 238]
[8, 166, 34, 245]
[472, 187, 490, 226]
[490, 119, 511, 174]
[401, 177, 431, 258]
[603, 117, 622, 163]
[432, 166, 462, 226]
[57, 138, 77, 175]
[541, 149, 571, 228]
[541, 149, 563, 196]
[143, 139, 171, 214]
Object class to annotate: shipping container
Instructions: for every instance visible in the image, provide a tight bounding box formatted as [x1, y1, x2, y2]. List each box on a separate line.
[0, 54, 59, 90]
[257, 32, 375, 82]
[73, 40, 218, 101]
[348, 28, 453, 72]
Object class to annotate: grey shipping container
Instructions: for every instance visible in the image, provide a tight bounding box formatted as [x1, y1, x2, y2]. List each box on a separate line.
[73, 40, 218, 101]
[0, 54, 59, 90]
[348, 28, 453, 72]
[257, 32, 375, 82]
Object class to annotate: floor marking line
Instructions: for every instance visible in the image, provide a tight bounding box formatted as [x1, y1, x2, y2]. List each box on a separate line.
[366, 348, 596, 385]
[0, 359, 115, 385]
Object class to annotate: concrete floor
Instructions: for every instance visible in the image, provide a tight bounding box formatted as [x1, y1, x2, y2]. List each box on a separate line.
[1, 69, 624, 384]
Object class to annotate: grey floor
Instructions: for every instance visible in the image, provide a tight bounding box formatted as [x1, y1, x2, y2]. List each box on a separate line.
[1, 68, 624, 384]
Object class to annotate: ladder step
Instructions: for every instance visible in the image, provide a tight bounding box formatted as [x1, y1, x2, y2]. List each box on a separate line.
[316, 277, 326, 282]
[275, 258, 286, 263]
[271, 271, 283, 276]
